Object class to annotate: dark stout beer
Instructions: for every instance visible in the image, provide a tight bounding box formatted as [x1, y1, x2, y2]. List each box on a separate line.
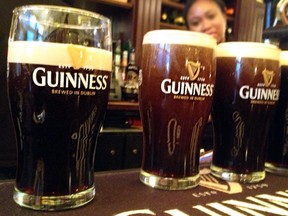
[139, 30, 216, 190]
[8, 41, 111, 207]
[211, 42, 281, 183]
[266, 51, 288, 175]
[8, 5, 112, 210]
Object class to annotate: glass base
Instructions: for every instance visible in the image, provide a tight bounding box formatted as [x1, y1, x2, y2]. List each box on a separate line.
[13, 185, 95, 211]
[210, 164, 265, 183]
[265, 162, 288, 176]
[139, 169, 200, 190]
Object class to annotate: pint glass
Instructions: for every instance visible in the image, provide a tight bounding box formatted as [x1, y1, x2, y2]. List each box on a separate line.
[266, 51, 288, 175]
[7, 5, 112, 210]
[139, 30, 216, 190]
[211, 42, 281, 183]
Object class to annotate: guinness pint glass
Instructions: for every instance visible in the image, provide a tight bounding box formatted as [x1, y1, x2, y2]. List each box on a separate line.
[139, 30, 216, 190]
[7, 5, 112, 210]
[266, 51, 288, 175]
[211, 42, 281, 183]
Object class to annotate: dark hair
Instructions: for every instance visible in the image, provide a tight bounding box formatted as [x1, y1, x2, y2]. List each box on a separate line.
[183, 0, 226, 29]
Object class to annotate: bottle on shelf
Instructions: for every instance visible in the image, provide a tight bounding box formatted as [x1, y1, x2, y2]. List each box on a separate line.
[171, 10, 184, 26]
[114, 39, 122, 85]
[173, 14, 185, 26]
[109, 39, 122, 101]
[121, 50, 128, 85]
[121, 48, 139, 102]
[161, 9, 169, 23]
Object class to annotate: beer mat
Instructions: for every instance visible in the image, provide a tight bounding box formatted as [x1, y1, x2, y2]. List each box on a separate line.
[0, 168, 287, 216]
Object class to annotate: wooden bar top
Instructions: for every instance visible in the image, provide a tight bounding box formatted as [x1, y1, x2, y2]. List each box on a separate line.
[107, 101, 139, 111]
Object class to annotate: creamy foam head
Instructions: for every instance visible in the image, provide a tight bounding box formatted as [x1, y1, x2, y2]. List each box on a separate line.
[216, 42, 280, 61]
[143, 30, 216, 48]
[8, 41, 112, 71]
[280, 51, 288, 66]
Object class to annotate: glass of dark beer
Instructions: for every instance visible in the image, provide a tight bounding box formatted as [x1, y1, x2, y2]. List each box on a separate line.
[7, 5, 112, 210]
[139, 30, 216, 190]
[211, 42, 281, 183]
[266, 51, 288, 175]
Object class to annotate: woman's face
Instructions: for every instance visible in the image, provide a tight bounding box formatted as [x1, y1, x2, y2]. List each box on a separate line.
[187, 0, 226, 43]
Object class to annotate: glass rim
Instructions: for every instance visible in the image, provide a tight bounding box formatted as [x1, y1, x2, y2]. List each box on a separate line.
[217, 41, 279, 49]
[142, 29, 217, 48]
[281, 51, 288, 66]
[13, 4, 111, 28]
[216, 41, 281, 61]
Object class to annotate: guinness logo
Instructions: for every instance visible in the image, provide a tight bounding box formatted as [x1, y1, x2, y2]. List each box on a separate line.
[187, 61, 201, 81]
[67, 45, 87, 70]
[262, 69, 275, 87]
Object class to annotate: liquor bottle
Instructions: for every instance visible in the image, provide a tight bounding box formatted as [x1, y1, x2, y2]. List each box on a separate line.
[114, 40, 121, 66]
[113, 40, 123, 86]
[109, 40, 122, 100]
[161, 9, 169, 23]
[127, 48, 138, 76]
[122, 48, 139, 101]
[121, 50, 128, 85]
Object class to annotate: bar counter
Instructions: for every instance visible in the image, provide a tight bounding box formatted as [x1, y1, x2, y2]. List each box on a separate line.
[0, 168, 288, 216]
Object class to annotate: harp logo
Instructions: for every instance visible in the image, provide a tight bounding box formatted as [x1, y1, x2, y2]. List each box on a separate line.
[67, 45, 87, 70]
[262, 69, 275, 87]
[187, 61, 201, 81]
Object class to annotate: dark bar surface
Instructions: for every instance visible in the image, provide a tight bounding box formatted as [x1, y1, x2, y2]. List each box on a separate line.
[0, 168, 287, 215]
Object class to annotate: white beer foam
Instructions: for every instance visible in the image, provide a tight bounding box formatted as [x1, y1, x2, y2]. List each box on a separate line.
[142, 30, 216, 48]
[216, 42, 280, 61]
[280, 51, 288, 66]
[8, 41, 112, 71]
